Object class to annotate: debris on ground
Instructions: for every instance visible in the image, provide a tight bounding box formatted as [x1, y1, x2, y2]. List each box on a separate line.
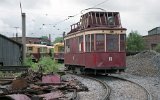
[0, 69, 88, 100]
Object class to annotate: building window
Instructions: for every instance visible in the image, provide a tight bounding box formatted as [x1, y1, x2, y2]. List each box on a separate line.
[85, 35, 90, 52]
[96, 34, 105, 51]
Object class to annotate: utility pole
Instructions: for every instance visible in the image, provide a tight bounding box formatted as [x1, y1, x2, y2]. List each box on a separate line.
[63, 32, 65, 41]
[22, 13, 26, 63]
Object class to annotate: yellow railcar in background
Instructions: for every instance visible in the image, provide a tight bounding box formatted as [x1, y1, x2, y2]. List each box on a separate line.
[26, 44, 54, 62]
[54, 43, 64, 62]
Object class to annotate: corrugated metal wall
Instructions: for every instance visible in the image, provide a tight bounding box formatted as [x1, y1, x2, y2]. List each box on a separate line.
[0, 35, 22, 66]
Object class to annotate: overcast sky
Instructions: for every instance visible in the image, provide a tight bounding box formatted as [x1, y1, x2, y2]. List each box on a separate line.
[0, 0, 159, 41]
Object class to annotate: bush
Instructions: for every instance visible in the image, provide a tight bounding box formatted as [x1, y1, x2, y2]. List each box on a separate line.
[38, 57, 59, 73]
[24, 56, 61, 73]
[127, 31, 145, 52]
[23, 56, 36, 67]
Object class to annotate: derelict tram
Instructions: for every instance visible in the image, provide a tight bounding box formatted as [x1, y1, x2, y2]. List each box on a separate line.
[64, 11, 127, 74]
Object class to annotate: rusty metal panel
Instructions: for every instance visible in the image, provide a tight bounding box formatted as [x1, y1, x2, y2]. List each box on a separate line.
[7, 94, 31, 100]
[0, 34, 22, 66]
[85, 52, 126, 68]
[38, 91, 63, 100]
[42, 74, 61, 83]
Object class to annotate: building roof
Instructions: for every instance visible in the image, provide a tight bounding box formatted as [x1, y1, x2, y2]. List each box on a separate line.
[148, 27, 160, 33]
[0, 34, 22, 46]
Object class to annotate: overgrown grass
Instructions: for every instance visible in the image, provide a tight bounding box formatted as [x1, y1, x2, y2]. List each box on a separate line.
[24, 56, 62, 73]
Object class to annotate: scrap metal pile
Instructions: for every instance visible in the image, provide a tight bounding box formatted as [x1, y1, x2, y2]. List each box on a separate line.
[0, 69, 88, 100]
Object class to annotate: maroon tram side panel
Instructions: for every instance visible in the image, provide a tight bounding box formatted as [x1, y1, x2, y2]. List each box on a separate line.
[64, 52, 126, 69]
[84, 52, 126, 69]
[64, 53, 85, 66]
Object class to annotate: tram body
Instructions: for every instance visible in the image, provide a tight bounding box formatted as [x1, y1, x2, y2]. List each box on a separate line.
[64, 11, 126, 74]
[26, 44, 53, 61]
[53, 43, 64, 62]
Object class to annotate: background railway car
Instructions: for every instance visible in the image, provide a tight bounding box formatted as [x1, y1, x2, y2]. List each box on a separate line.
[26, 44, 53, 62]
[64, 11, 126, 74]
[53, 43, 64, 62]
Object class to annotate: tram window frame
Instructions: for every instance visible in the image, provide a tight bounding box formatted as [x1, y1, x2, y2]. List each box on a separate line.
[95, 34, 105, 52]
[58, 46, 64, 53]
[78, 35, 83, 52]
[85, 34, 91, 52]
[107, 13, 115, 26]
[106, 34, 119, 52]
[65, 39, 70, 53]
[120, 34, 126, 52]
[40, 47, 47, 53]
[28, 47, 33, 51]
[27, 47, 33, 53]
[91, 34, 95, 52]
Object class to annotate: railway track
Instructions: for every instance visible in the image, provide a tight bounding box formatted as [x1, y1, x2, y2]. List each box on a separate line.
[96, 75, 152, 100]
[65, 73, 111, 100]
[80, 75, 111, 100]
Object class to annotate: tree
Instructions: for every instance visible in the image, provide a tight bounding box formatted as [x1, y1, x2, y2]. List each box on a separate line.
[53, 37, 63, 44]
[41, 36, 48, 39]
[127, 31, 145, 52]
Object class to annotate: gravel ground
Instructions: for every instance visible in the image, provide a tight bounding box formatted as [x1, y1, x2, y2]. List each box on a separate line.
[126, 50, 160, 100]
[62, 74, 106, 100]
[113, 73, 160, 100]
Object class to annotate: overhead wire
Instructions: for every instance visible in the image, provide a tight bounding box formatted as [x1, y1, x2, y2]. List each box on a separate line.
[39, 0, 109, 34]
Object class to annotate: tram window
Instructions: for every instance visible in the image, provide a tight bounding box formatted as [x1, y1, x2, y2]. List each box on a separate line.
[78, 36, 83, 52]
[58, 46, 64, 52]
[120, 34, 126, 51]
[91, 34, 94, 51]
[40, 47, 47, 53]
[108, 16, 114, 25]
[96, 34, 105, 52]
[27, 47, 33, 53]
[85, 35, 90, 52]
[106, 34, 118, 51]
[28, 47, 33, 51]
[39, 47, 43, 53]
[65, 39, 70, 53]
[107, 13, 115, 25]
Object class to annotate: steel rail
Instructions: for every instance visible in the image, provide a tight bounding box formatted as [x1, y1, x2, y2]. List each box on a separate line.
[85, 75, 111, 100]
[72, 73, 111, 100]
[71, 89, 79, 100]
[108, 76, 152, 100]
